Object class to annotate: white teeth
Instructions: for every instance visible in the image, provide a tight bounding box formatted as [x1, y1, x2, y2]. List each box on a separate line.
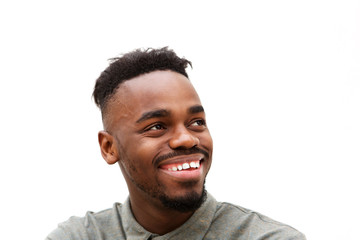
[166, 161, 201, 171]
[182, 163, 190, 169]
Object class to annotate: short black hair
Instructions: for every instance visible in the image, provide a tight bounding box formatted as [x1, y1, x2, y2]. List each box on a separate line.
[93, 47, 192, 112]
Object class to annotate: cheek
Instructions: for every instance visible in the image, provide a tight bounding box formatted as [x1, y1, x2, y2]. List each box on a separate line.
[125, 138, 161, 170]
[200, 131, 213, 151]
[116, 136, 144, 175]
[136, 139, 161, 163]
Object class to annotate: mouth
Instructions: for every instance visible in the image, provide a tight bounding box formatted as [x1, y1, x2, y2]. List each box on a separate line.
[158, 155, 204, 181]
[161, 160, 201, 171]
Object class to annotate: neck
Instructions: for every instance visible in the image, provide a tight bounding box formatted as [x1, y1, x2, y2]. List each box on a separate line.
[129, 193, 195, 235]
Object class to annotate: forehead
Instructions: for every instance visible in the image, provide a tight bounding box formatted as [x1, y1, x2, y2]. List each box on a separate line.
[105, 70, 202, 124]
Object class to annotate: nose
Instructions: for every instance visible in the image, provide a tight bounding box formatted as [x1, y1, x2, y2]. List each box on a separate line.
[169, 126, 200, 149]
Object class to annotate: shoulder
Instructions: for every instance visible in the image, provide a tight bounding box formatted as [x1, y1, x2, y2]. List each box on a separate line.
[46, 203, 124, 240]
[208, 201, 306, 239]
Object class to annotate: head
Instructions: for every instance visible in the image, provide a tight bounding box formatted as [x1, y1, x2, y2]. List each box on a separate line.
[93, 47, 192, 126]
[93, 47, 213, 212]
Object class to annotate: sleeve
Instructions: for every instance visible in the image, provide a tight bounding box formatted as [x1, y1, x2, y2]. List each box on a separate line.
[290, 232, 307, 240]
[45, 227, 70, 240]
[45, 216, 88, 240]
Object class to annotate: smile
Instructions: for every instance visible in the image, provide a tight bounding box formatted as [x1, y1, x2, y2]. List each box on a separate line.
[163, 160, 201, 171]
[157, 154, 204, 170]
[158, 155, 204, 181]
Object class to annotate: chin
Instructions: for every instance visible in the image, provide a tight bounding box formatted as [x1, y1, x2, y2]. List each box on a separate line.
[159, 186, 207, 212]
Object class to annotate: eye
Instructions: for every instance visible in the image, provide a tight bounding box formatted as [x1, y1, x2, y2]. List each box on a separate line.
[146, 123, 166, 131]
[141, 123, 167, 137]
[192, 119, 206, 126]
[189, 119, 206, 130]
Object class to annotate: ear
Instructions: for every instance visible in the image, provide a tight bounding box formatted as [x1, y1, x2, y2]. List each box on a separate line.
[98, 131, 119, 165]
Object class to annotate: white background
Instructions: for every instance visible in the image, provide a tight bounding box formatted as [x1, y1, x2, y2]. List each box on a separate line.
[1, 1, 359, 239]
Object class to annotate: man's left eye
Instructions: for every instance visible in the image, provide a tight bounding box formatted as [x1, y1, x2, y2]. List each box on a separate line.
[191, 119, 206, 126]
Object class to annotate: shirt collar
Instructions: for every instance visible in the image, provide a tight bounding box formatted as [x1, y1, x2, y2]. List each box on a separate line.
[119, 193, 217, 239]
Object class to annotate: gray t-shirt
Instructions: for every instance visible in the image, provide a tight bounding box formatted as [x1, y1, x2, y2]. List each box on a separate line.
[46, 194, 306, 239]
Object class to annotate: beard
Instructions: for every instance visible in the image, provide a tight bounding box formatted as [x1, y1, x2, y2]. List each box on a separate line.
[133, 178, 208, 213]
[117, 141, 210, 212]
[118, 145, 209, 213]
[158, 186, 207, 212]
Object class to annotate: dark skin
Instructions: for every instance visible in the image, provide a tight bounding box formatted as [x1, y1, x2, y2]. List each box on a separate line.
[98, 70, 213, 235]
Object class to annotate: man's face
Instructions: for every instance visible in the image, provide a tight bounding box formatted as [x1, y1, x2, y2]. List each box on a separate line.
[104, 70, 213, 211]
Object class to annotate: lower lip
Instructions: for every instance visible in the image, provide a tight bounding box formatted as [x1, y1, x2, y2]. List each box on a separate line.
[159, 164, 204, 181]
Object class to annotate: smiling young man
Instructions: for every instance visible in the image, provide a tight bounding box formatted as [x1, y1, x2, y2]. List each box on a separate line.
[46, 47, 305, 239]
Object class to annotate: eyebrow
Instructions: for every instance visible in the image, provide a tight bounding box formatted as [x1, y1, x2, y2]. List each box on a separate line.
[136, 105, 205, 124]
[136, 109, 170, 123]
[188, 105, 204, 114]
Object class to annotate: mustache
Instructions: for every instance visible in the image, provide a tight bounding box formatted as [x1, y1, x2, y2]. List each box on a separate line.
[153, 147, 210, 166]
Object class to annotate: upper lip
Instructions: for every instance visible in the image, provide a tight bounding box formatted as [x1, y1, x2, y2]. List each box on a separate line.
[156, 154, 204, 167]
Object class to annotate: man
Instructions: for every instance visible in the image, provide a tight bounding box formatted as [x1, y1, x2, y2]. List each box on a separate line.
[47, 47, 305, 239]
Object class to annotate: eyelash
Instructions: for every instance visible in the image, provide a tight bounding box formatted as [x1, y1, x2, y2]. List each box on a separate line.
[147, 123, 166, 131]
[191, 119, 206, 127]
[143, 122, 166, 133]
[145, 119, 206, 132]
